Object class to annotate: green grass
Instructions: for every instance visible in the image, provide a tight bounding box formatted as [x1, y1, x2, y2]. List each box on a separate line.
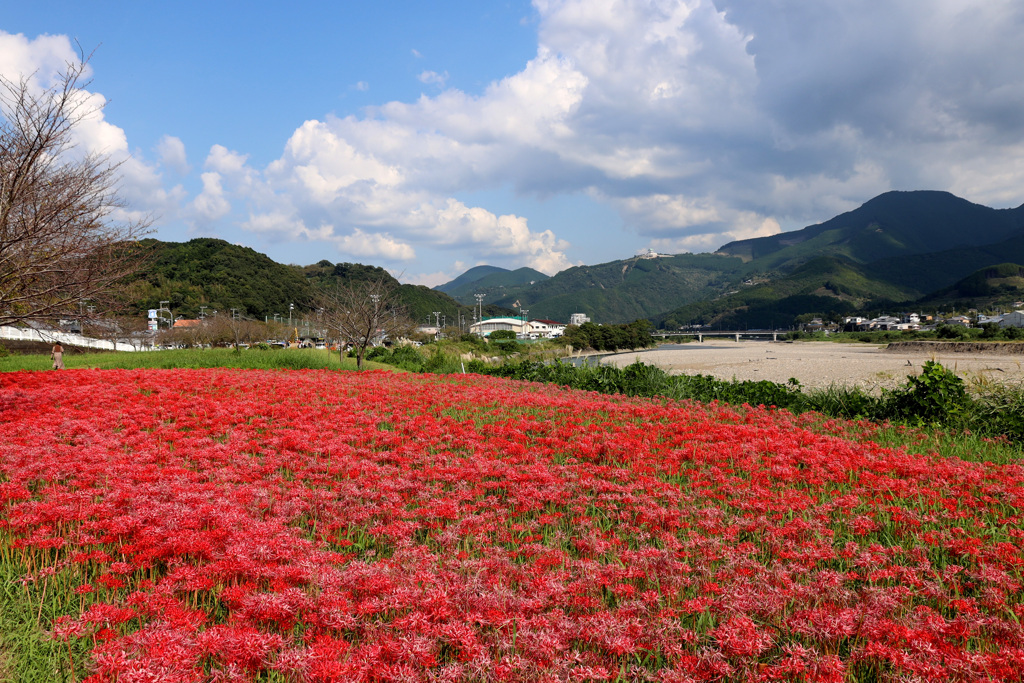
[0, 348, 394, 372]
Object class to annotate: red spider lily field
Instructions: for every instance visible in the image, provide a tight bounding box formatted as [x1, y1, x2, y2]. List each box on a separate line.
[2, 368, 1023, 682]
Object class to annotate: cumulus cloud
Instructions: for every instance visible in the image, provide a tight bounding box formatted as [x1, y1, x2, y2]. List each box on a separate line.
[211, 0, 1024, 277]
[156, 135, 189, 175]
[190, 172, 231, 225]
[337, 228, 416, 261]
[16, 0, 1022, 280]
[0, 31, 186, 232]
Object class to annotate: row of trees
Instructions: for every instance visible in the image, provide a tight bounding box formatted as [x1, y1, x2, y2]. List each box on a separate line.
[562, 320, 656, 352]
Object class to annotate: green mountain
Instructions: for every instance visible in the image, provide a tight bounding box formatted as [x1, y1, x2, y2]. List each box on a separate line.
[124, 238, 314, 319]
[487, 253, 749, 324]
[716, 191, 1024, 271]
[300, 259, 510, 325]
[435, 265, 509, 294]
[438, 266, 548, 304]
[123, 239, 487, 325]
[122, 190, 1024, 333]
[918, 263, 1024, 309]
[655, 256, 913, 329]
[862, 232, 1024, 296]
[489, 191, 1024, 327]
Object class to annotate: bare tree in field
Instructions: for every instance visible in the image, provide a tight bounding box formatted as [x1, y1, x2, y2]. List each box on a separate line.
[318, 274, 411, 369]
[0, 54, 151, 328]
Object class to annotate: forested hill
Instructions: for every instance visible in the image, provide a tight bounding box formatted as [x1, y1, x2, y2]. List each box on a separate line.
[123, 239, 493, 323]
[124, 238, 313, 319]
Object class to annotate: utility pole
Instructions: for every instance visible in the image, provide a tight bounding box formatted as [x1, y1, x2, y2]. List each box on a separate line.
[474, 294, 485, 334]
[159, 301, 172, 329]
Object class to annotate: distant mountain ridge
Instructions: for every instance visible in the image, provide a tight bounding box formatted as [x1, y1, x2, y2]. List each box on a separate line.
[127, 190, 1024, 332]
[715, 191, 1024, 269]
[436, 265, 548, 304]
[441, 191, 1024, 327]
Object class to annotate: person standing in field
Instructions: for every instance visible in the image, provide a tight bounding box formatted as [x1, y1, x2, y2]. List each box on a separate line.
[51, 343, 65, 369]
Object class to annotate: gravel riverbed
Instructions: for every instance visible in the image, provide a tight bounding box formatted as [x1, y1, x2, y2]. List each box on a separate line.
[600, 340, 1024, 391]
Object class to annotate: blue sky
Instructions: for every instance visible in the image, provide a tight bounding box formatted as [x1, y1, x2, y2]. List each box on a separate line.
[4, 1, 1024, 286]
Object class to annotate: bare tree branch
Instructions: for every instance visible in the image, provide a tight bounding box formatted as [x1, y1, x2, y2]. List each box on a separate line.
[0, 52, 151, 328]
[317, 274, 413, 369]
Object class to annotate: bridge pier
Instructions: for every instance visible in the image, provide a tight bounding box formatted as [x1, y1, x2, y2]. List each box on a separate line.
[735, 333, 740, 342]
[773, 332, 778, 341]
[697, 333, 702, 343]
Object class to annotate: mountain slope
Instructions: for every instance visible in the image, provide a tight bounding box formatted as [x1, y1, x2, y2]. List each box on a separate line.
[862, 232, 1024, 295]
[488, 253, 748, 324]
[434, 265, 511, 294]
[124, 238, 315, 319]
[654, 256, 913, 329]
[917, 263, 1024, 309]
[440, 266, 548, 304]
[717, 191, 1024, 271]
[124, 240, 485, 324]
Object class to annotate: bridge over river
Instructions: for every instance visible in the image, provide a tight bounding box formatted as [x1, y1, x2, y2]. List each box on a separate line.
[653, 330, 782, 343]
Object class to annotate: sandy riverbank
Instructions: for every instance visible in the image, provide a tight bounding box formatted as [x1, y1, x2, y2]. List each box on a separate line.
[600, 341, 1024, 391]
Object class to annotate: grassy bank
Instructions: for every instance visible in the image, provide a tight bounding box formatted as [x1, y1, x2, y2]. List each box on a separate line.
[0, 347, 391, 372]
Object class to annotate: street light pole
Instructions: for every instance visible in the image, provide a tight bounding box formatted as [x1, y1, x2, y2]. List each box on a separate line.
[474, 294, 485, 334]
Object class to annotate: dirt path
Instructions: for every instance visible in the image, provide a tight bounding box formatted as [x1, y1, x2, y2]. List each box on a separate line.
[601, 341, 1024, 391]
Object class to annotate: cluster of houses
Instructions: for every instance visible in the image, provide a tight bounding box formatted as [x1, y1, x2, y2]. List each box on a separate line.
[837, 306, 1024, 332]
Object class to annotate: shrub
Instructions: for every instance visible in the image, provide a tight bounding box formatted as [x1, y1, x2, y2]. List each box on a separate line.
[882, 360, 970, 424]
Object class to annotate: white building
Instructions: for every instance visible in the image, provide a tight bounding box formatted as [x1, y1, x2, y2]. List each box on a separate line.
[569, 313, 590, 326]
[526, 319, 566, 339]
[469, 317, 529, 337]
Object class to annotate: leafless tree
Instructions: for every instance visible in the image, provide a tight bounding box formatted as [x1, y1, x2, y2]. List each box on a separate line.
[317, 274, 412, 369]
[0, 53, 151, 328]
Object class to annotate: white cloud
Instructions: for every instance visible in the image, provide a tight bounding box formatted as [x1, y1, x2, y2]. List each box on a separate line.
[191, 172, 231, 224]
[205, 144, 250, 175]
[13, 0, 1024, 278]
[338, 228, 416, 261]
[156, 135, 189, 175]
[417, 70, 449, 87]
[0, 31, 88, 89]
